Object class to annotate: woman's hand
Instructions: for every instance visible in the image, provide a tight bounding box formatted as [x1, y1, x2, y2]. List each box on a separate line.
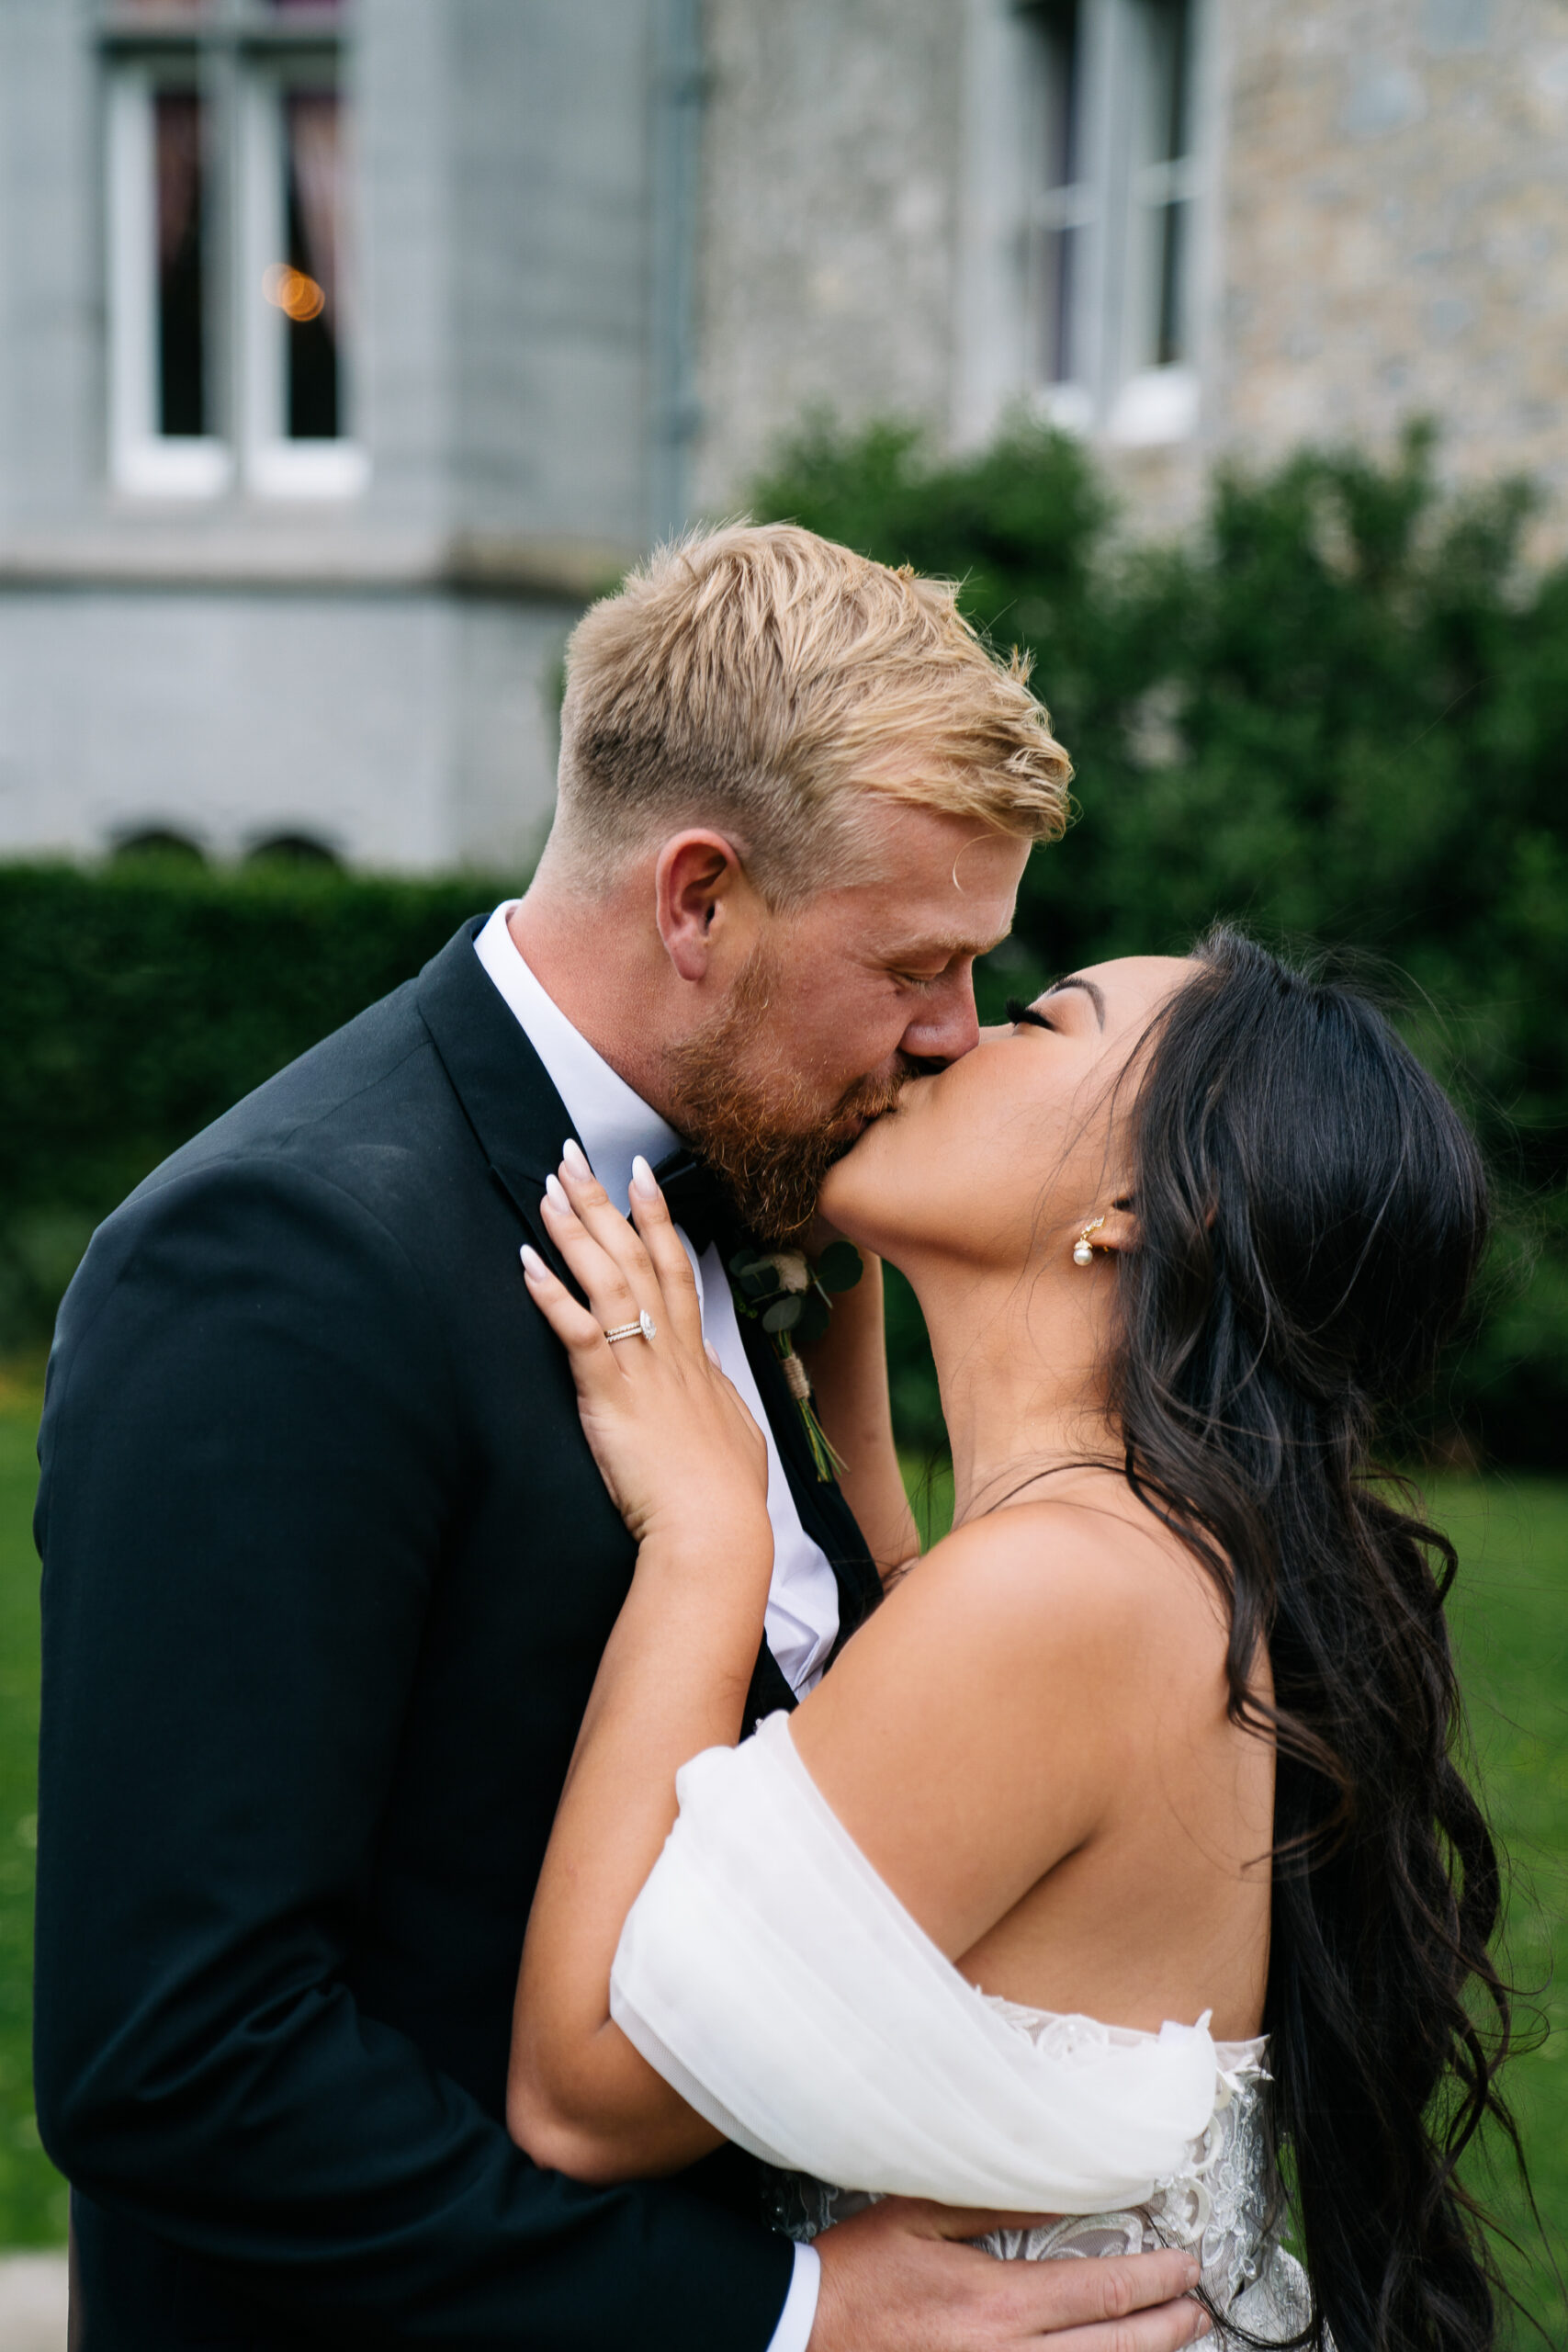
[521, 1144, 770, 1555]
[510, 1143, 773, 2179]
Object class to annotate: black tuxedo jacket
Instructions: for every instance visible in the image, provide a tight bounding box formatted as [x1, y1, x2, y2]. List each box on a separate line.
[32, 920, 881, 2351]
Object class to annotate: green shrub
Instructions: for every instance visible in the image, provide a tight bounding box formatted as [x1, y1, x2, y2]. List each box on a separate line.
[0, 863, 510, 1348]
[753, 416, 1568, 1464]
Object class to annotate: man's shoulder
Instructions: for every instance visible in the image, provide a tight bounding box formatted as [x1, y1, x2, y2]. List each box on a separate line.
[135, 971, 459, 1204]
[76, 967, 482, 1300]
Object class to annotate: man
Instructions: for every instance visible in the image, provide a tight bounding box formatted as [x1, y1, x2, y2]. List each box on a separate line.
[35, 525, 1212, 2350]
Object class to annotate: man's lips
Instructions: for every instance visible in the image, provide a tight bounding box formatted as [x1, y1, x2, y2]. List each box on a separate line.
[834, 1091, 912, 1145]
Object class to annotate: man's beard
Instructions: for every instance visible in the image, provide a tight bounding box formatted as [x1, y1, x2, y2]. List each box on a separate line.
[662, 951, 908, 1243]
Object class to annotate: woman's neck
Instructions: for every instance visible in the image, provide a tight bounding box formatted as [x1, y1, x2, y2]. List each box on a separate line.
[907, 1255, 1122, 1527]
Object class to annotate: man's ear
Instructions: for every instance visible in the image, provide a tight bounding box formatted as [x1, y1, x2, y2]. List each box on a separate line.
[654, 831, 754, 983]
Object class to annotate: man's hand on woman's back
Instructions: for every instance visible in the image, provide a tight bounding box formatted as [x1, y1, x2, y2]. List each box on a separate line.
[811, 2199, 1210, 2350]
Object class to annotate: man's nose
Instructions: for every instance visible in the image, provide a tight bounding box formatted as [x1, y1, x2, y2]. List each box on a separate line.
[899, 978, 981, 1068]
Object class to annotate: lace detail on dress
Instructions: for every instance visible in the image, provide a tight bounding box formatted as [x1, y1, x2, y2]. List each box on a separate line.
[764, 1999, 1323, 2349]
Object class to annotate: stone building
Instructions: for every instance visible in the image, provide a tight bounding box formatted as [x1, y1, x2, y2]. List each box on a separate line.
[1, 0, 1564, 870]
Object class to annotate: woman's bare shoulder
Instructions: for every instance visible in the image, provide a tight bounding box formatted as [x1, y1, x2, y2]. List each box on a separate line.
[885, 1476, 1227, 1664]
[793, 1477, 1238, 1948]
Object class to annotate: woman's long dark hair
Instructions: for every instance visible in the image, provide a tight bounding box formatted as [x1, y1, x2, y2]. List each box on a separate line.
[1111, 928, 1516, 2352]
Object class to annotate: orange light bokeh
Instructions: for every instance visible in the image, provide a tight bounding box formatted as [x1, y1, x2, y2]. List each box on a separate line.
[261, 263, 326, 324]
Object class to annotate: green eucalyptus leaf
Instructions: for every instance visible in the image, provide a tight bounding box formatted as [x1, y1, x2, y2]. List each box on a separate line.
[814, 1241, 863, 1294]
[761, 1295, 803, 1334]
[737, 1265, 776, 1301]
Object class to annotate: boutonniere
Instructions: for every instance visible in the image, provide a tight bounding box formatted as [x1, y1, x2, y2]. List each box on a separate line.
[727, 1240, 863, 1481]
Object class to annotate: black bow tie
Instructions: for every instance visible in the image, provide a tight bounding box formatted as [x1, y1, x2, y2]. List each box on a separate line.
[651, 1148, 738, 1257]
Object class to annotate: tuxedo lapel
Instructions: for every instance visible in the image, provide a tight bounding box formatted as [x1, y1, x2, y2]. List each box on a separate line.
[415, 920, 580, 1284]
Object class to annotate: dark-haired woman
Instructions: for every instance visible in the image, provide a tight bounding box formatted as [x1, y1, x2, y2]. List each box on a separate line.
[506, 932, 1512, 2352]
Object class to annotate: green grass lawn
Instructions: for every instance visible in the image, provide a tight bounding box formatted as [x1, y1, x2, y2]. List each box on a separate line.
[1437, 1476, 1568, 2341]
[0, 1361, 68, 2245]
[0, 1376, 1559, 2334]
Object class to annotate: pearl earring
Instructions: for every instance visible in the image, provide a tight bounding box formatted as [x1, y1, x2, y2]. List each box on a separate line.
[1073, 1216, 1106, 1267]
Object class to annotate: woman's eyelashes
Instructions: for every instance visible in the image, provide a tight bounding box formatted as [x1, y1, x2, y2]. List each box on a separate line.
[1005, 996, 1055, 1033]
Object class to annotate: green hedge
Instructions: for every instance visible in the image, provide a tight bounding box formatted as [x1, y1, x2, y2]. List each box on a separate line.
[752, 416, 1568, 1465]
[0, 863, 511, 1348]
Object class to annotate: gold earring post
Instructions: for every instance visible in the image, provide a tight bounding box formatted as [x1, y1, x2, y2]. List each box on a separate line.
[1073, 1216, 1106, 1267]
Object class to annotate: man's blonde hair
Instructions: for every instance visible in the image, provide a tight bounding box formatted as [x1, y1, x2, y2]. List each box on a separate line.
[550, 521, 1072, 905]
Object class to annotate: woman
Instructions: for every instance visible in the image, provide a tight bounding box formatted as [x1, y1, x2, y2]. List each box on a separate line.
[507, 929, 1515, 2351]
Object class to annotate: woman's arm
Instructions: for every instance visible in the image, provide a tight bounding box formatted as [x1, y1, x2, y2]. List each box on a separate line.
[798, 1247, 920, 1583]
[507, 1152, 774, 2180]
[506, 1161, 1205, 2188]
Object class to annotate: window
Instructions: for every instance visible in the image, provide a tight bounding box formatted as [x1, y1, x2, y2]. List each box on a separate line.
[107, 72, 231, 494]
[1021, 1, 1087, 401]
[1012, 0, 1202, 446]
[241, 71, 363, 493]
[103, 1, 363, 502]
[1122, 0, 1196, 371]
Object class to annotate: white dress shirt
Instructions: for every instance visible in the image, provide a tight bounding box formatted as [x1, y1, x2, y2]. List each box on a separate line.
[474, 904, 829, 2352]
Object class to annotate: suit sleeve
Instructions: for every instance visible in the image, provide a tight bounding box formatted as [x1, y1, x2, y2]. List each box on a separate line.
[32, 1157, 793, 2350]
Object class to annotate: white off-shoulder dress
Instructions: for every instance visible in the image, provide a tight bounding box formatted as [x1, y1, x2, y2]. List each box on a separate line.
[611, 1713, 1318, 2347]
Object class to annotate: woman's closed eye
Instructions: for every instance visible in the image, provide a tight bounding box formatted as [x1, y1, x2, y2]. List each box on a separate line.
[1005, 996, 1055, 1034]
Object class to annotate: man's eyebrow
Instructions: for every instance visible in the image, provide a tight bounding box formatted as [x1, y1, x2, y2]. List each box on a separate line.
[1043, 974, 1106, 1029]
[881, 930, 1012, 963]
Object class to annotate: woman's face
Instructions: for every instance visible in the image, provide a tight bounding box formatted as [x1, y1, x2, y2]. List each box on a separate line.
[819, 956, 1195, 1275]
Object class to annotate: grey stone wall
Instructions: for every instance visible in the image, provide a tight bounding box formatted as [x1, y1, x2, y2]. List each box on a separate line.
[691, 0, 968, 512]
[446, 0, 659, 548]
[0, 584, 570, 874]
[0, 0, 104, 537]
[1215, 0, 1568, 543]
[689, 0, 1568, 553]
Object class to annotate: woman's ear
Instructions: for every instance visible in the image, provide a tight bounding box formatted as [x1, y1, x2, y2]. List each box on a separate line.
[1084, 1196, 1140, 1261]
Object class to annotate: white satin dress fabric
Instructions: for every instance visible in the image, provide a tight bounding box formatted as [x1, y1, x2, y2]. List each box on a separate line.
[611, 1713, 1320, 2346]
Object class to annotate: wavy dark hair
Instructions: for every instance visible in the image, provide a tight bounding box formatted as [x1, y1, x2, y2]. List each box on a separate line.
[1109, 928, 1517, 2352]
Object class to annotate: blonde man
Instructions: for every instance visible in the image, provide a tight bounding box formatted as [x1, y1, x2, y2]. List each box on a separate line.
[38, 526, 1207, 2352]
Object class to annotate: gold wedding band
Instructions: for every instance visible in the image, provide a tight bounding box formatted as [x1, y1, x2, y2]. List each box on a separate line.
[604, 1310, 658, 1344]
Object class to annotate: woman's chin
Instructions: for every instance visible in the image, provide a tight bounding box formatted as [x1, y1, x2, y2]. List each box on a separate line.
[816, 1157, 863, 1240]
[818, 1119, 896, 1250]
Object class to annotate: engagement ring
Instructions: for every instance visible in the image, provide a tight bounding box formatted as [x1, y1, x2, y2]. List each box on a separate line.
[604, 1310, 657, 1344]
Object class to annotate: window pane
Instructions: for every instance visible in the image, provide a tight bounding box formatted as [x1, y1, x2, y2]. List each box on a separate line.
[270, 89, 344, 439]
[1023, 1, 1083, 388]
[1131, 0, 1193, 369]
[1149, 0, 1191, 365]
[153, 89, 208, 436]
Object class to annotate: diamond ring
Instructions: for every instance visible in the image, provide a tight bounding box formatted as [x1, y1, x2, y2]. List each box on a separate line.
[604, 1309, 658, 1345]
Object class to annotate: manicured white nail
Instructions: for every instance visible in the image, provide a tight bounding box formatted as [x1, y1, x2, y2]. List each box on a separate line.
[630, 1154, 658, 1200]
[519, 1243, 547, 1278]
[561, 1138, 590, 1177]
[545, 1173, 569, 1212]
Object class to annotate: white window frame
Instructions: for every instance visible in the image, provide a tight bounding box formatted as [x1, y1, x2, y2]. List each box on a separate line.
[1102, 0, 1201, 446]
[107, 66, 235, 499]
[237, 60, 367, 500]
[104, 18, 366, 505]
